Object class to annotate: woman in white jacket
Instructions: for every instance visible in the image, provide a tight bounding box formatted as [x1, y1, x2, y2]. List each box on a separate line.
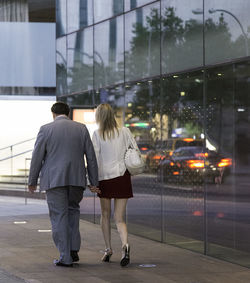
[92, 103, 135, 267]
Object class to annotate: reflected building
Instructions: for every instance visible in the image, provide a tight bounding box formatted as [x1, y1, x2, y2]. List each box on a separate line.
[56, 0, 250, 267]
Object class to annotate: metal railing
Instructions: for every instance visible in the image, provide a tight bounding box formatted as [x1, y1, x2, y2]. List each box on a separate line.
[0, 138, 36, 204]
[25, 158, 31, 205]
[0, 137, 35, 175]
[0, 149, 33, 162]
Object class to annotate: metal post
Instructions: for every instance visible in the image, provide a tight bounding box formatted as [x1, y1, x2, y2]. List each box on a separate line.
[93, 193, 96, 224]
[24, 158, 31, 205]
[25, 158, 27, 205]
[10, 145, 13, 177]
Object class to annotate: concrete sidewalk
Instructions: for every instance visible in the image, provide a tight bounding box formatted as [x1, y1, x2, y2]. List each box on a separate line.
[1, 197, 250, 283]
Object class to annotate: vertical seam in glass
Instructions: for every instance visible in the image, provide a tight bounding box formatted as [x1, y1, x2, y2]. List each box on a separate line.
[123, 1, 126, 151]
[202, 0, 207, 256]
[160, 0, 164, 243]
[160, 0, 162, 78]
[123, 0, 127, 225]
[93, 1, 95, 93]
[123, 4, 126, 89]
[232, 63, 236, 250]
[93, 1, 96, 222]
[66, 0, 68, 96]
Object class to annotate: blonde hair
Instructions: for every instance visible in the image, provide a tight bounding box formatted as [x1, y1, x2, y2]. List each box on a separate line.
[95, 103, 119, 140]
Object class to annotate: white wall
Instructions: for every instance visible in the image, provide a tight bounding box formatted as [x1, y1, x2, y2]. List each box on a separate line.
[0, 96, 56, 175]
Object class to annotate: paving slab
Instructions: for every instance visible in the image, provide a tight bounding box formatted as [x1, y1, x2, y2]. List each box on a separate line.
[0, 196, 250, 282]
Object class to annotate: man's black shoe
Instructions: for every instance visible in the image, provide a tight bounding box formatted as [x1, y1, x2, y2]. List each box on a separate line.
[71, 250, 79, 262]
[53, 259, 73, 267]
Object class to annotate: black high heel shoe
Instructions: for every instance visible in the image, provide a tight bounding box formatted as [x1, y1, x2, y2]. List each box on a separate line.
[120, 244, 130, 267]
[102, 248, 113, 262]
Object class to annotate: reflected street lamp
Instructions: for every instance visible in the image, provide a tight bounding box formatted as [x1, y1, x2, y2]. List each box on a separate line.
[192, 8, 249, 56]
[209, 8, 249, 56]
[192, 8, 203, 15]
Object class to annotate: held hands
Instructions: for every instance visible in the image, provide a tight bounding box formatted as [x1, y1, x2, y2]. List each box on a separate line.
[88, 185, 101, 194]
[28, 185, 37, 193]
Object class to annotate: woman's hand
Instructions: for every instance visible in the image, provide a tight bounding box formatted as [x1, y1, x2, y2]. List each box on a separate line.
[88, 185, 101, 194]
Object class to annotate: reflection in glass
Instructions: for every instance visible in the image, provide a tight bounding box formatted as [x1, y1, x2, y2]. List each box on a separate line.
[56, 0, 250, 267]
[161, 73, 204, 252]
[65, 91, 96, 108]
[94, 0, 123, 23]
[124, 0, 155, 12]
[125, 2, 160, 82]
[67, 27, 93, 94]
[206, 65, 235, 257]
[205, 0, 250, 64]
[161, 0, 203, 74]
[56, 0, 66, 37]
[67, 0, 93, 33]
[56, 36, 67, 95]
[94, 16, 124, 89]
[206, 62, 250, 266]
[125, 78, 163, 242]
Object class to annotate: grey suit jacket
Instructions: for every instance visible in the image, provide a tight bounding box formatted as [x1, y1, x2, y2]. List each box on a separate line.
[28, 116, 98, 191]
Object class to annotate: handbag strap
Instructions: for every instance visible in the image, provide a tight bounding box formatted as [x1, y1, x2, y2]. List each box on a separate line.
[121, 127, 129, 150]
[122, 127, 138, 151]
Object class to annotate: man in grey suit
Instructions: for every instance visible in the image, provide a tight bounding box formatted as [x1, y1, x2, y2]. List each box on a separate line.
[28, 102, 99, 267]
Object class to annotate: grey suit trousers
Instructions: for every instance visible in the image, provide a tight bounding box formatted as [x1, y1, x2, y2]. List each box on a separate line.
[46, 186, 84, 264]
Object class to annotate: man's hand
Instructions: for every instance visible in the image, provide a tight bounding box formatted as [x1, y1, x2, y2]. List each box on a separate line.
[88, 185, 101, 194]
[28, 185, 37, 193]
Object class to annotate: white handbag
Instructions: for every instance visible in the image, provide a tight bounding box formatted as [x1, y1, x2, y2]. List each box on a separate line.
[122, 128, 145, 175]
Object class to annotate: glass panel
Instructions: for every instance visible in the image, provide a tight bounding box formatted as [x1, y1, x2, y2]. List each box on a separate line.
[125, 2, 160, 82]
[67, 27, 93, 94]
[63, 90, 98, 108]
[0, 23, 56, 89]
[205, 0, 250, 65]
[67, 0, 93, 33]
[94, 15, 124, 89]
[56, 0, 66, 37]
[206, 61, 250, 267]
[96, 85, 124, 119]
[161, 0, 203, 74]
[124, 0, 155, 12]
[234, 61, 250, 266]
[94, 0, 123, 23]
[56, 36, 67, 96]
[125, 78, 162, 241]
[161, 72, 204, 252]
[0, 1, 56, 95]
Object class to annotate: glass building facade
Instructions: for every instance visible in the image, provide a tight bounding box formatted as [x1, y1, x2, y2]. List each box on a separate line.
[56, 0, 250, 267]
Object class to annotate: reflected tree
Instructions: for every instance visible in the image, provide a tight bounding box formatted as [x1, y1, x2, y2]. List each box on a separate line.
[125, 8, 161, 80]
[125, 6, 238, 143]
[205, 14, 233, 63]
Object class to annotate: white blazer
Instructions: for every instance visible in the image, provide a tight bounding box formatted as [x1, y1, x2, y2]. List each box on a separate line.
[92, 127, 136, 181]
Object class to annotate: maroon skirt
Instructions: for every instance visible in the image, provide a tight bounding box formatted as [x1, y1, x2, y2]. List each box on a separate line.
[98, 170, 133, 199]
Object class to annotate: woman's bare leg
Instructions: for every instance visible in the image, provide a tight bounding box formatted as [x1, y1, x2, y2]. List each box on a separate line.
[114, 198, 128, 247]
[100, 198, 112, 250]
